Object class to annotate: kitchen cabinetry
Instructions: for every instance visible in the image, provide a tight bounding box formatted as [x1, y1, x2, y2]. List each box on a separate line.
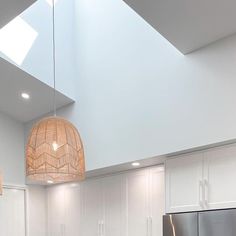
[165, 152, 204, 213]
[126, 169, 149, 236]
[47, 165, 164, 236]
[126, 166, 165, 236]
[47, 184, 81, 236]
[80, 178, 103, 236]
[80, 174, 126, 236]
[0, 187, 26, 236]
[204, 145, 236, 209]
[165, 144, 236, 213]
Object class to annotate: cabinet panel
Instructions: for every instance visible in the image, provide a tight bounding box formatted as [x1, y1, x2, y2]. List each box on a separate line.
[47, 185, 66, 236]
[65, 184, 80, 236]
[204, 145, 236, 209]
[126, 169, 149, 236]
[149, 167, 165, 236]
[80, 179, 102, 236]
[102, 175, 126, 236]
[0, 188, 25, 236]
[166, 153, 204, 213]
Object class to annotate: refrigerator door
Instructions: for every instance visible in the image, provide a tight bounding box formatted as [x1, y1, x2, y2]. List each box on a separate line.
[163, 213, 198, 236]
[199, 209, 236, 236]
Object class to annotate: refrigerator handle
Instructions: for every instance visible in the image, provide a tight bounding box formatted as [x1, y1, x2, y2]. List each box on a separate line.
[204, 179, 209, 206]
[199, 180, 204, 208]
[146, 217, 149, 236]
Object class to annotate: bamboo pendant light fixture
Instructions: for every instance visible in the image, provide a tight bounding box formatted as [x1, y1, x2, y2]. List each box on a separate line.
[26, 0, 85, 184]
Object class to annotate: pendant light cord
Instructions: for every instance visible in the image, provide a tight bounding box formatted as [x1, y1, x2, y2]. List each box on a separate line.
[52, 0, 57, 116]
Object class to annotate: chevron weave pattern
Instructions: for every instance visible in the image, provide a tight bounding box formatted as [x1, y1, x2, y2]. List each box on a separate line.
[26, 117, 85, 184]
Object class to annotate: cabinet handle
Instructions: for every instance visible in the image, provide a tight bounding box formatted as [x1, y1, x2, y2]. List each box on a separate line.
[98, 221, 101, 236]
[146, 217, 149, 236]
[199, 180, 204, 208]
[101, 221, 105, 236]
[204, 179, 209, 206]
[149, 217, 152, 236]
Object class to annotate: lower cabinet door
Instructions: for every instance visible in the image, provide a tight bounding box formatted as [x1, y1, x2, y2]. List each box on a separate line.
[126, 169, 149, 236]
[102, 175, 126, 236]
[80, 179, 102, 236]
[0, 188, 26, 236]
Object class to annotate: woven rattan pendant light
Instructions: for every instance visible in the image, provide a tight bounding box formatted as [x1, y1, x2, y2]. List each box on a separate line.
[26, 0, 85, 184]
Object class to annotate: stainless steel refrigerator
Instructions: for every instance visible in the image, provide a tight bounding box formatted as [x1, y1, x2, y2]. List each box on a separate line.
[163, 209, 236, 236]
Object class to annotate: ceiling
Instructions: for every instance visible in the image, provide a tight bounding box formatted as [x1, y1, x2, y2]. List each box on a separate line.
[0, 58, 74, 123]
[0, 0, 37, 29]
[123, 0, 236, 54]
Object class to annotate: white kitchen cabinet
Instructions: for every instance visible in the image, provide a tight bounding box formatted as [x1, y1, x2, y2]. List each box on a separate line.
[47, 185, 66, 236]
[166, 144, 236, 213]
[165, 152, 204, 213]
[204, 145, 236, 209]
[80, 166, 164, 236]
[80, 174, 126, 236]
[149, 166, 165, 236]
[47, 184, 81, 236]
[126, 167, 165, 236]
[65, 184, 81, 236]
[0, 187, 26, 236]
[47, 165, 164, 236]
[102, 175, 126, 236]
[80, 179, 103, 236]
[126, 169, 149, 236]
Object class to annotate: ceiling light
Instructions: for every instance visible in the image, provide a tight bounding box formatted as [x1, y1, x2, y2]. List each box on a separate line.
[47, 180, 54, 184]
[21, 92, 30, 99]
[132, 162, 140, 167]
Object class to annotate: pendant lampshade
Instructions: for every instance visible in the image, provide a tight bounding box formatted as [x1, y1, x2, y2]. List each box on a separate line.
[26, 117, 85, 184]
[26, 0, 85, 184]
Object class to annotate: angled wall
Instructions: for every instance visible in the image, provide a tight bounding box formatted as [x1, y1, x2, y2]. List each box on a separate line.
[0, 0, 76, 99]
[0, 111, 24, 185]
[58, 0, 236, 170]
[25, 0, 236, 172]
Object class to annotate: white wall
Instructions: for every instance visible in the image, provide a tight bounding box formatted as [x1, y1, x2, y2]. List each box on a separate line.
[0, 111, 25, 185]
[24, 0, 236, 171]
[57, 0, 236, 171]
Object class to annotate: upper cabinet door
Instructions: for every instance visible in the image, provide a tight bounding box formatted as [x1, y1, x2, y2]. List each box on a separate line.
[126, 169, 149, 236]
[80, 179, 103, 236]
[165, 153, 204, 213]
[102, 175, 126, 236]
[149, 166, 165, 236]
[204, 144, 236, 210]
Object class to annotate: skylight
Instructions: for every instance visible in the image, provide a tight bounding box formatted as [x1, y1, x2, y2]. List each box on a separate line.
[46, 0, 58, 7]
[0, 16, 38, 66]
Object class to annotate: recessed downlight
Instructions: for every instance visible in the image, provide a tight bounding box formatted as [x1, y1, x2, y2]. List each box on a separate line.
[21, 92, 30, 100]
[132, 162, 140, 167]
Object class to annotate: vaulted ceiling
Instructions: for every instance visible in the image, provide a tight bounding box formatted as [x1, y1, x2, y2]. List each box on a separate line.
[0, 0, 37, 29]
[123, 0, 236, 53]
